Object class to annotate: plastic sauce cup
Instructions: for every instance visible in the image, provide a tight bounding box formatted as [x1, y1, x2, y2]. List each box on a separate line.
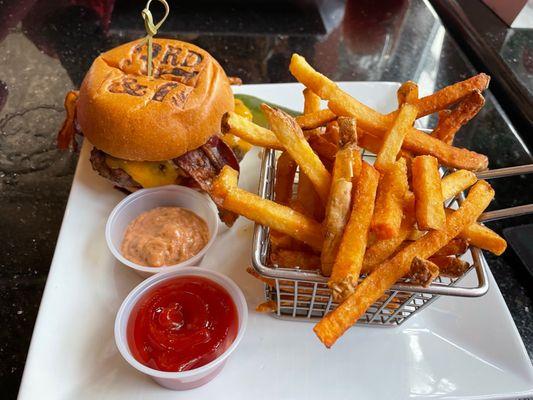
[115, 267, 248, 390]
[105, 185, 219, 277]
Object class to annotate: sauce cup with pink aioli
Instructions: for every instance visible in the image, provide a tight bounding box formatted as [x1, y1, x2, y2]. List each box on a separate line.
[115, 267, 248, 390]
[106, 185, 219, 277]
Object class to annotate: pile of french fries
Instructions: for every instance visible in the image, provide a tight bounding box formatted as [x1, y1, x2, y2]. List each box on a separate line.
[211, 54, 507, 348]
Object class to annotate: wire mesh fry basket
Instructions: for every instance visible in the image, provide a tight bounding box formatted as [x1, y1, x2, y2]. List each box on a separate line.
[251, 141, 533, 327]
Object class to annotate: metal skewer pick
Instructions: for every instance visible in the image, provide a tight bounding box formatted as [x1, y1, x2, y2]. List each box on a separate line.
[141, 0, 170, 78]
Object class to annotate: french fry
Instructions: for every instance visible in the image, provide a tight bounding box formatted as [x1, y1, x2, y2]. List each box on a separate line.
[397, 81, 418, 106]
[223, 111, 325, 150]
[410, 74, 489, 118]
[408, 228, 426, 241]
[374, 104, 417, 171]
[270, 249, 321, 270]
[309, 135, 338, 160]
[321, 134, 361, 276]
[222, 111, 283, 149]
[407, 257, 439, 287]
[412, 155, 446, 230]
[314, 180, 495, 347]
[303, 88, 321, 113]
[435, 110, 452, 145]
[328, 162, 380, 301]
[429, 256, 470, 278]
[295, 109, 337, 129]
[290, 54, 387, 129]
[263, 104, 332, 203]
[289, 54, 489, 171]
[434, 238, 469, 256]
[324, 120, 340, 145]
[459, 223, 507, 256]
[212, 166, 323, 250]
[302, 88, 324, 136]
[371, 158, 409, 239]
[274, 151, 297, 205]
[445, 209, 507, 255]
[269, 230, 308, 251]
[292, 172, 324, 220]
[441, 169, 478, 200]
[362, 197, 416, 274]
[432, 90, 485, 145]
[357, 129, 414, 161]
[256, 301, 277, 313]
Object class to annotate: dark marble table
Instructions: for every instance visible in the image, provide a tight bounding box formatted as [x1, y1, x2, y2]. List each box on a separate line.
[1, 0, 532, 398]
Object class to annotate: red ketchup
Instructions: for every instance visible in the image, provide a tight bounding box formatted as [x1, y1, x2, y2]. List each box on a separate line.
[127, 276, 238, 372]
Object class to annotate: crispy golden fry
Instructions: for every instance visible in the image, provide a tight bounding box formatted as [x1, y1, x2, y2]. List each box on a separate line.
[274, 151, 297, 205]
[433, 91, 485, 145]
[357, 129, 414, 161]
[212, 166, 323, 250]
[303, 88, 322, 113]
[412, 155, 446, 230]
[411, 74, 490, 118]
[256, 300, 277, 313]
[441, 169, 478, 200]
[371, 158, 409, 239]
[435, 110, 453, 145]
[289, 54, 489, 171]
[295, 109, 337, 129]
[409, 170, 501, 252]
[223, 111, 326, 150]
[445, 209, 507, 255]
[434, 238, 469, 256]
[292, 173, 324, 220]
[309, 135, 338, 160]
[362, 197, 416, 274]
[270, 249, 321, 270]
[324, 120, 340, 145]
[222, 112, 283, 149]
[314, 180, 495, 347]
[374, 104, 417, 172]
[321, 144, 361, 276]
[408, 228, 426, 241]
[263, 104, 332, 203]
[290, 54, 389, 129]
[407, 257, 439, 287]
[302, 89, 324, 136]
[459, 223, 507, 255]
[329, 162, 380, 301]
[397, 81, 419, 106]
[429, 256, 470, 278]
[269, 230, 308, 252]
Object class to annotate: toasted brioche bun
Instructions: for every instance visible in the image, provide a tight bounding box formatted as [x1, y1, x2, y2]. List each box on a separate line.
[76, 38, 234, 161]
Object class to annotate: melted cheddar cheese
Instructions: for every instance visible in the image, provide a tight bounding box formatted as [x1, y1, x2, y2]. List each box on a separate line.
[105, 157, 179, 188]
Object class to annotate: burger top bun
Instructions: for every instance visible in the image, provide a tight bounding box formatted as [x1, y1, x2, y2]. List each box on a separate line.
[76, 38, 234, 161]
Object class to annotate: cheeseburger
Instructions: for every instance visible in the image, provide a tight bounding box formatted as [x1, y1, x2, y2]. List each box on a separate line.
[58, 38, 248, 225]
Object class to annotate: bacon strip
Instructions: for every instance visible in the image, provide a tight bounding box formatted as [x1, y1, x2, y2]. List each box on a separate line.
[57, 91, 79, 150]
[175, 135, 240, 226]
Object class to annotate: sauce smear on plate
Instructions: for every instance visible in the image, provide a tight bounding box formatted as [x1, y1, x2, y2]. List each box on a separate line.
[127, 276, 238, 372]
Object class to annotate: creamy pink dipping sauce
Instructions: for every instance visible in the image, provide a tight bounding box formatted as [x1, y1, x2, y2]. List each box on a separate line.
[121, 207, 209, 267]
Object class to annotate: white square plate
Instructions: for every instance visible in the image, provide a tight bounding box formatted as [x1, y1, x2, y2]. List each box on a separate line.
[19, 83, 533, 400]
